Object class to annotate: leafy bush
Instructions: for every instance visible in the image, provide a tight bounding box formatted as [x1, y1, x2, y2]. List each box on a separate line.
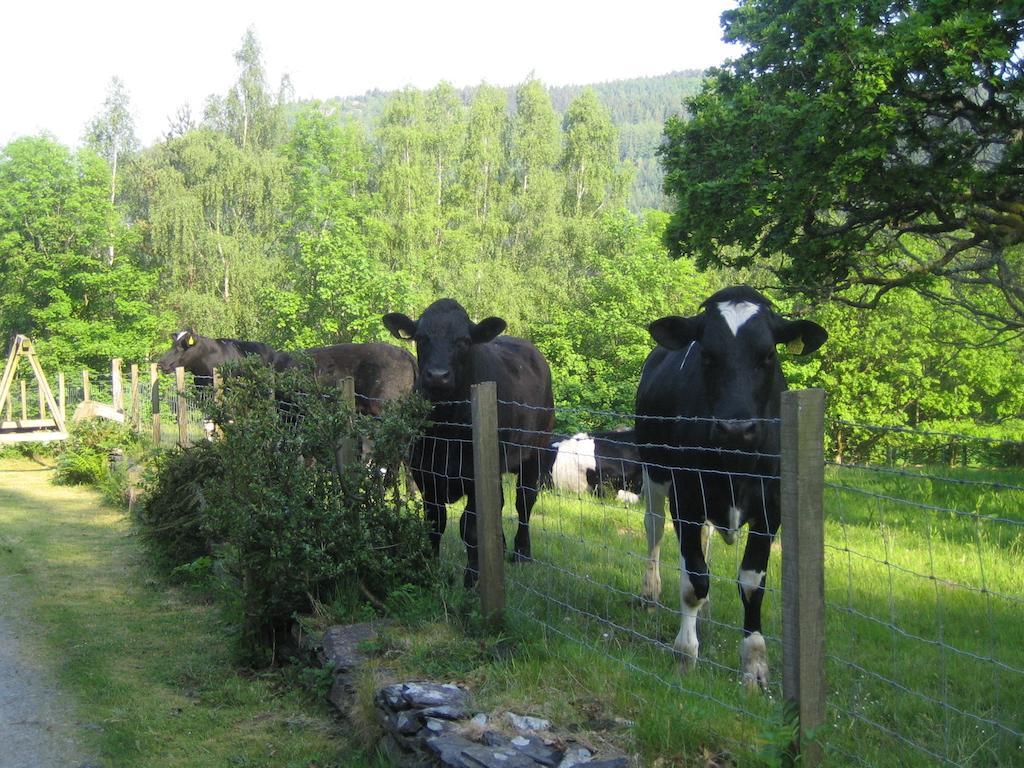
[138, 357, 436, 663]
[54, 419, 138, 486]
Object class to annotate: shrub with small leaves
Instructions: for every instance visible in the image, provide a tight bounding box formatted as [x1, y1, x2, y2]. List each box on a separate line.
[54, 418, 138, 486]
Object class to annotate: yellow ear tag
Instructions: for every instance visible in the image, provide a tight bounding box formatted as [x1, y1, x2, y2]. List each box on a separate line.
[787, 338, 804, 355]
[187, 337, 196, 346]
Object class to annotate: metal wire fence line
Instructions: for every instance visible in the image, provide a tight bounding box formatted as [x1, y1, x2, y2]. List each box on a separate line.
[47, 360, 1022, 766]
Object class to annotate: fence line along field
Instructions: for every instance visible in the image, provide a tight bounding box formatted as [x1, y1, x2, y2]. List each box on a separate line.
[10, 353, 1024, 767]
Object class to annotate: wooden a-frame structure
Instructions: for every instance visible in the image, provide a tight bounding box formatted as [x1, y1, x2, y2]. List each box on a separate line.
[0, 335, 68, 443]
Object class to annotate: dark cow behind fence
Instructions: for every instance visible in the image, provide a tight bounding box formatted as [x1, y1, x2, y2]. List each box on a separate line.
[157, 329, 288, 382]
[541, 429, 643, 503]
[383, 299, 554, 586]
[635, 286, 827, 691]
[158, 331, 415, 417]
[282, 343, 417, 417]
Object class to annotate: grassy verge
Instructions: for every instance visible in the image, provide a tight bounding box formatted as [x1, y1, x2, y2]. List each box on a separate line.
[0, 456, 367, 768]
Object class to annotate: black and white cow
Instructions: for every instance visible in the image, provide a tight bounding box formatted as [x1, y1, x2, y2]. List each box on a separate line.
[383, 299, 555, 586]
[542, 429, 643, 503]
[634, 286, 827, 690]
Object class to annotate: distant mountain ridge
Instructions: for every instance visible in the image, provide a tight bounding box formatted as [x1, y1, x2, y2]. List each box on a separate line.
[320, 70, 707, 213]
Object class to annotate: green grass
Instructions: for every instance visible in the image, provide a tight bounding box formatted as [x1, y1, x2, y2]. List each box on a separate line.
[0, 457, 374, 768]
[379, 466, 1024, 767]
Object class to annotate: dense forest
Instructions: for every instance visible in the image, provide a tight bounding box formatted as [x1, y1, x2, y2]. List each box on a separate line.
[326, 70, 705, 212]
[1, 28, 1022, 458]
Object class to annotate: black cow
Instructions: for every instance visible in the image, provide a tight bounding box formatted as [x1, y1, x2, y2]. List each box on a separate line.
[635, 286, 827, 690]
[158, 331, 415, 417]
[285, 343, 416, 417]
[383, 299, 554, 586]
[157, 329, 287, 382]
[541, 429, 643, 503]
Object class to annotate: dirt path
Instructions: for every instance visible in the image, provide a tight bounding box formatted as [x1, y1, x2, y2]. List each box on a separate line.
[0, 462, 94, 768]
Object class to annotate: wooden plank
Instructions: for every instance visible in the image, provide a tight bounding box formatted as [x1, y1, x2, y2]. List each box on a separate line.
[471, 381, 505, 623]
[38, 379, 46, 419]
[82, 370, 91, 402]
[335, 376, 357, 474]
[0, 431, 68, 444]
[176, 366, 189, 448]
[112, 357, 124, 412]
[150, 363, 161, 445]
[2, 419, 58, 429]
[20, 380, 27, 420]
[130, 363, 140, 432]
[58, 372, 66, 422]
[781, 388, 827, 768]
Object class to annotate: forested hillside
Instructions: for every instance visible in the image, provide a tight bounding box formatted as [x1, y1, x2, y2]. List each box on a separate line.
[322, 71, 705, 212]
[1, 31, 1021, 453]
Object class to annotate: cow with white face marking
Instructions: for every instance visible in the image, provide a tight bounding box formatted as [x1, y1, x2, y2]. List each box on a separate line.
[634, 286, 827, 691]
[383, 299, 554, 587]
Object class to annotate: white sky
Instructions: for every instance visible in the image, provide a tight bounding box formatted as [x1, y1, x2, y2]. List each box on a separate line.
[3, 1, 741, 149]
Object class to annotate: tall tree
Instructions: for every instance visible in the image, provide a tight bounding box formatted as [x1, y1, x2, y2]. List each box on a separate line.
[205, 28, 286, 151]
[505, 78, 562, 269]
[84, 76, 139, 264]
[560, 88, 627, 218]
[0, 137, 162, 368]
[661, 0, 1024, 328]
[459, 85, 511, 258]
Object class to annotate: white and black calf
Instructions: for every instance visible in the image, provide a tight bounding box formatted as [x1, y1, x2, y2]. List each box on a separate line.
[543, 429, 643, 503]
[634, 286, 827, 690]
[383, 299, 555, 587]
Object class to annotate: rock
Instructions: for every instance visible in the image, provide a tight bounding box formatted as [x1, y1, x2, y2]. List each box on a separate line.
[556, 747, 593, 768]
[320, 621, 382, 671]
[425, 734, 479, 767]
[507, 734, 563, 766]
[425, 717, 450, 734]
[471, 713, 489, 727]
[420, 704, 468, 721]
[506, 712, 552, 732]
[404, 682, 471, 709]
[584, 760, 629, 768]
[461, 744, 539, 768]
[395, 710, 421, 736]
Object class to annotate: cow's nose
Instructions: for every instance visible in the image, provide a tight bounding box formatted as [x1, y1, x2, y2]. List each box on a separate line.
[423, 368, 453, 389]
[713, 419, 759, 448]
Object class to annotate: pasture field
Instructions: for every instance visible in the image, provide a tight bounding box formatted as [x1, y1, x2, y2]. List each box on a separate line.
[421, 462, 1024, 766]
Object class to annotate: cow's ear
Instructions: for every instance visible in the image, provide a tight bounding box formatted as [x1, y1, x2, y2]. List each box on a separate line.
[648, 315, 701, 350]
[382, 313, 417, 341]
[470, 316, 506, 344]
[774, 319, 828, 355]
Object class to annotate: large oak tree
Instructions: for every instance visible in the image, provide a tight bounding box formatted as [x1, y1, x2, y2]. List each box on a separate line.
[661, 0, 1024, 328]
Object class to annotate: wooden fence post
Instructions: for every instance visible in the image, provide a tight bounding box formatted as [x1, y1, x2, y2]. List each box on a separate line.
[82, 370, 91, 402]
[781, 388, 827, 767]
[130, 363, 140, 432]
[335, 376, 357, 475]
[112, 357, 123, 412]
[150, 364, 161, 445]
[210, 368, 223, 439]
[58, 372, 65, 422]
[471, 381, 505, 623]
[176, 366, 189, 448]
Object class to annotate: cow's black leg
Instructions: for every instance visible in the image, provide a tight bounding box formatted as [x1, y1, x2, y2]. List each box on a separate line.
[671, 473, 709, 671]
[736, 483, 779, 691]
[459, 488, 480, 588]
[512, 458, 540, 562]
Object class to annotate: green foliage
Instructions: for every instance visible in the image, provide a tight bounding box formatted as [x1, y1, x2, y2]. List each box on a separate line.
[54, 418, 138, 486]
[0, 136, 166, 369]
[138, 357, 435, 662]
[661, 0, 1024, 327]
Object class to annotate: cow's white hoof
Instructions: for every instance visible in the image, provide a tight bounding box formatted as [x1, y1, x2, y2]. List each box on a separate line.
[673, 632, 699, 672]
[740, 632, 769, 692]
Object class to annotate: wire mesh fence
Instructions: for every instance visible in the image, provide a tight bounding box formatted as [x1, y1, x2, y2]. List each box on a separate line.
[39, 359, 1022, 766]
